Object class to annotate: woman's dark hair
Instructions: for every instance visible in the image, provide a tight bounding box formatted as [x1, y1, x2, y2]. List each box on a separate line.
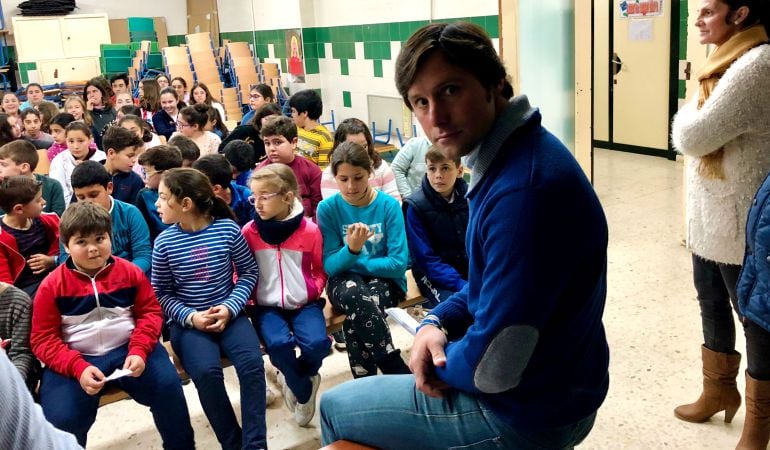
[206, 106, 229, 139]
[35, 101, 59, 132]
[119, 104, 142, 117]
[83, 77, 113, 109]
[251, 83, 275, 103]
[50, 113, 76, 129]
[723, 0, 770, 33]
[395, 22, 513, 109]
[0, 113, 17, 146]
[250, 103, 282, 129]
[333, 118, 380, 168]
[155, 73, 170, 85]
[330, 141, 372, 176]
[180, 104, 210, 130]
[160, 168, 236, 221]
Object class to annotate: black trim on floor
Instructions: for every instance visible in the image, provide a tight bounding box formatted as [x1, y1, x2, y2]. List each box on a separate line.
[593, 140, 676, 159]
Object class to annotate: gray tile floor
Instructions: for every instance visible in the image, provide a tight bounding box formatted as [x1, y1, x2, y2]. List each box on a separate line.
[89, 149, 749, 449]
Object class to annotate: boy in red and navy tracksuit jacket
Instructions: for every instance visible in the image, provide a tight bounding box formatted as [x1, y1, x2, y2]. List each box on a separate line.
[30, 201, 194, 448]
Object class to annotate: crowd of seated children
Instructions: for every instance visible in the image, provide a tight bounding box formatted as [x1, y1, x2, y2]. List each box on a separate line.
[243, 163, 329, 426]
[193, 154, 254, 227]
[0, 140, 65, 217]
[316, 141, 411, 378]
[0, 281, 39, 391]
[190, 82, 226, 124]
[320, 118, 400, 202]
[390, 136, 432, 198]
[49, 122, 106, 206]
[240, 83, 276, 126]
[20, 109, 53, 150]
[154, 87, 183, 140]
[173, 104, 221, 156]
[68, 161, 152, 274]
[31, 201, 195, 448]
[221, 102, 282, 165]
[0, 176, 59, 298]
[152, 168, 266, 449]
[136, 145, 183, 243]
[257, 115, 322, 221]
[1, 91, 21, 118]
[101, 126, 144, 205]
[224, 139, 257, 187]
[168, 134, 200, 167]
[289, 89, 333, 167]
[403, 146, 469, 308]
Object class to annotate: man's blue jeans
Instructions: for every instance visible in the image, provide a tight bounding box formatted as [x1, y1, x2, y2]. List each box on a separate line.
[320, 374, 596, 449]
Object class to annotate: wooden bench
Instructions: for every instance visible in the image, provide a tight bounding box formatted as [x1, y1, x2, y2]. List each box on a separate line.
[98, 272, 423, 407]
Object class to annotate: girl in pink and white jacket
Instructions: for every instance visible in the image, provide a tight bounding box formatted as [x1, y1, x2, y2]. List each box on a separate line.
[242, 163, 330, 426]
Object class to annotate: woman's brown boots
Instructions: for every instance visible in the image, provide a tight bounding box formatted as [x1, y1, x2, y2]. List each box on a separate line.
[674, 345, 742, 423]
[736, 372, 770, 450]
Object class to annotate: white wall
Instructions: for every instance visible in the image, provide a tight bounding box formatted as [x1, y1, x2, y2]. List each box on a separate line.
[2, 0, 189, 37]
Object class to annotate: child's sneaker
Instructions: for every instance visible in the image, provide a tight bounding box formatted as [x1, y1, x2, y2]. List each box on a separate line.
[294, 374, 321, 427]
[332, 331, 346, 351]
[278, 371, 297, 412]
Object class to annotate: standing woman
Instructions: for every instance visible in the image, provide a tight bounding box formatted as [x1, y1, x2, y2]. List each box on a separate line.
[316, 142, 411, 378]
[672, 0, 770, 443]
[82, 77, 116, 149]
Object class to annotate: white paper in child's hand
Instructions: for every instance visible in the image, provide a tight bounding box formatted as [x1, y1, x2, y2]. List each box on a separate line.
[105, 368, 133, 381]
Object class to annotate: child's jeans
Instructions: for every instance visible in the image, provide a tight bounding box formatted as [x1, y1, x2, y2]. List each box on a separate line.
[39, 342, 194, 449]
[170, 312, 266, 450]
[248, 300, 330, 403]
[414, 271, 459, 309]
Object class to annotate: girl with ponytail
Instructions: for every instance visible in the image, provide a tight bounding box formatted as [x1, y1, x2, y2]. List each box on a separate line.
[150, 167, 267, 449]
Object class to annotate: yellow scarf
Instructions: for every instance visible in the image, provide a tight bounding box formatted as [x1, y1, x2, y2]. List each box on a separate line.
[695, 24, 768, 179]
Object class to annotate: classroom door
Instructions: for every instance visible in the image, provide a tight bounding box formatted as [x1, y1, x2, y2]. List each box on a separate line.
[594, 0, 676, 156]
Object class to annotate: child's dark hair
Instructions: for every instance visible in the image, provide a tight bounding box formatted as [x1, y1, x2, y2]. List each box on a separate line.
[425, 145, 461, 167]
[0, 114, 17, 146]
[333, 118, 380, 168]
[119, 104, 142, 117]
[180, 104, 209, 130]
[118, 114, 153, 143]
[251, 103, 282, 129]
[161, 168, 236, 221]
[36, 101, 59, 132]
[50, 113, 76, 129]
[260, 115, 296, 141]
[330, 141, 372, 176]
[71, 160, 111, 189]
[192, 83, 215, 106]
[102, 126, 143, 153]
[223, 140, 256, 173]
[192, 154, 234, 189]
[138, 145, 183, 170]
[109, 73, 129, 86]
[65, 121, 93, 138]
[251, 83, 275, 103]
[20, 108, 41, 121]
[206, 106, 229, 138]
[0, 140, 39, 171]
[0, 176, 42, 212]
[288, 89, 323, 120]
[60, 201, 113, 246]
[168, 135, 200, 162]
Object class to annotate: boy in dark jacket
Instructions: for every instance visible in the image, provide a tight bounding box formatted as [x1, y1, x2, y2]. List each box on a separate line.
[403, 146, 469, 308]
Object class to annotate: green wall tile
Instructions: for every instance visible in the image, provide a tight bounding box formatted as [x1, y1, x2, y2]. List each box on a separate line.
[305, 58, 320, 74]
[274, 42, 287, 58]
[678, 79, 686, 99]
[340, 59, 349, 76]
[255, 44, 269, 58]
[389, 23, 400, 41]
[317, 43, 326, 58]
[343, 90, 352, 108]
[314, 88, 322, 98]
[304, 42, 317, 58]
[373, 60, 383, 78]
[303, 27, 317, 43]
[486, 16, 500, 38]
[332, 42, 355, 59]
[280, 59, 288, 73]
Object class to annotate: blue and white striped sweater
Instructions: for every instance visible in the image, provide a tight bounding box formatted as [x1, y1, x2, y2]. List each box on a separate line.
[151, 219, 259, 325]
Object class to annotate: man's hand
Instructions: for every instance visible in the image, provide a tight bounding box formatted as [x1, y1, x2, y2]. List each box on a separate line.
[79, 365, 105, 395]
[409, 325, 450, 398]
[204, 305, 232, 333]
[27, 254, 55, 274]
[123, 355, 146, 378]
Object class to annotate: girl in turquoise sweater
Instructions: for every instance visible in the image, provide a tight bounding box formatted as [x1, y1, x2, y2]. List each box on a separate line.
[316, 142, 411, 378]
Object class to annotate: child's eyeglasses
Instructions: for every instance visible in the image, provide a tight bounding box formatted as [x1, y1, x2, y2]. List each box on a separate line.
[247, 192, 280, 205]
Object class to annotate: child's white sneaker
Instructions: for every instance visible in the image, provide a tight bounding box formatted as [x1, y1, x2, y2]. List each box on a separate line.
[278, 371, 297, 412]
[294, 374, 321, 427]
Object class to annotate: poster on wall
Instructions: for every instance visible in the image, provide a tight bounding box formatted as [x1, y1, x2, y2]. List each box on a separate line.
[619, 0, 663, 18]
[285, 29, 305, 83]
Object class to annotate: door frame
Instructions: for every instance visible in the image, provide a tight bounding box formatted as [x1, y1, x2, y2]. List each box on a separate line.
[592, 0, 679, 161]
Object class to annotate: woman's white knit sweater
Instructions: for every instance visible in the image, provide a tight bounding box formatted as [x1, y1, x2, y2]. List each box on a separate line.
[673, 44, 770, 265]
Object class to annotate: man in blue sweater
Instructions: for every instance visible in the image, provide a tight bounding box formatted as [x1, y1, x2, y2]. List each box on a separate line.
[320, 22, 610, 449]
